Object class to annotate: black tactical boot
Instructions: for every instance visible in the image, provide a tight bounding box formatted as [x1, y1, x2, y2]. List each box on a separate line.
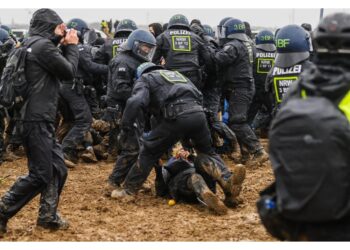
[222, 164, 246, 208]
[63, 148, 78, 168]
[80, 147, 98, 163]
[37, 214, 69, 230]
[248, 148, 269, 167]
[189, 174, 228, 215]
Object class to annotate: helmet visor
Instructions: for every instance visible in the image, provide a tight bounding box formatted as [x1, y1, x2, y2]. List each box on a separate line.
[219, 26, 227, 39]
[133, 41, 156, 62]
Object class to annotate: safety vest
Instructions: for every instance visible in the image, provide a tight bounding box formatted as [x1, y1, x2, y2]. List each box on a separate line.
[301, 89, 350, 122]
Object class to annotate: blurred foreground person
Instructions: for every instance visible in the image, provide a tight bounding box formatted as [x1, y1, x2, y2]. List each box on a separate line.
[258, 13, 350, 241]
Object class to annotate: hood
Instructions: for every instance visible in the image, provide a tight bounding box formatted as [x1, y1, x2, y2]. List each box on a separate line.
[29, 8, 63, 39]
[299, 63, 350, 101]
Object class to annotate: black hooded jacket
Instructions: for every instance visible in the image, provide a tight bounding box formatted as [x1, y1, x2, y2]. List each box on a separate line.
[24, 9, 79, 122]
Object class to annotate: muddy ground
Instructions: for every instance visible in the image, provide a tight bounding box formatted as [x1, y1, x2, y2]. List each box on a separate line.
[0, 141, 275, 241]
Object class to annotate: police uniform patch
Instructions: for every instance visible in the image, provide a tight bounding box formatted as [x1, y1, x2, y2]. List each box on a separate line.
[257, 58, 275, 74]
[116, 67, 127, 78]
[273, 76, 298, 103]
[171, 36, 191, 52]
[159, 70, 187, 83]
[112, 45, 119, 57]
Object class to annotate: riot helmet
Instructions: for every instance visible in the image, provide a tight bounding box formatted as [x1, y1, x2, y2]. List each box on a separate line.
[255, 30, 276, 52]
[217, 17, 232, 39]
[0, 25, 12, 35]
[313, 12, 350, 54]
[136, 62, 164, 79]
[275, 24, 310, 67]
[203, 24, 215, 38]
[83, 29, 98, 45]
[0, 28, 15, 57]
[67, 18, 89, 38]
[168, 14, 190, 30]
[221, 18, 249, 42]
[121, 29, 157, 62]
[0, 28, 9, 44]
[115, 19, 138, 38]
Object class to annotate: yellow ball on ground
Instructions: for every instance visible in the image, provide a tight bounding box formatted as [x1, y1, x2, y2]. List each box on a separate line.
[168, 199, 176, 206]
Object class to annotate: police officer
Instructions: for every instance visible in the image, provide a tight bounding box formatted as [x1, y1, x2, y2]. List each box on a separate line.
[0, 28, 16, 164]
[111, 62, 246, 209]
[107, 29, 157, 185]
[152, 14, 212, 90]
[190, 22, 237, 151]
[213, 18, 268, 165]
[258, 13, 350, 241]
[203, 24, 215, 39]
[248, 30, 276, 133]
[265, 25, 313, 116]
[60, 18, 108, 165]
[0, 8, 79, 235]
[94, 18, 138, 65]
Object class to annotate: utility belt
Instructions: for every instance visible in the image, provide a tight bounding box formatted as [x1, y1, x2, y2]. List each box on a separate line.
[163, 100, 203, 120]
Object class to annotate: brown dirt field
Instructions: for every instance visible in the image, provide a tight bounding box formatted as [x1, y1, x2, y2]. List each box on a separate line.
[0, 141, 275, 241]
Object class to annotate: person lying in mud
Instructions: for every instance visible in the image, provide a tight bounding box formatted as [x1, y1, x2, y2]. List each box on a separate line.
[153, 144, 246, 215]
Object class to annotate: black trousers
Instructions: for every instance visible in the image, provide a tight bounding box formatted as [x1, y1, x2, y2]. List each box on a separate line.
[226, 87, 262, 154]
[247, 88, 272, 127]
[0, 122, 67, 221]
[60, 85, 92, 152]
[123, 111, 231, 193]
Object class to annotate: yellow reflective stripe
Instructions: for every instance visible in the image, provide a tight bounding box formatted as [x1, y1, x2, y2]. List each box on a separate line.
[339, 91, 350, 122]
[301, 89, 307, 99]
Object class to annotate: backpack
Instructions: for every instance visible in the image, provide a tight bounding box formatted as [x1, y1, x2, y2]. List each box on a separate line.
[268, 96, 350, 222]
[0, 36, 41, 108]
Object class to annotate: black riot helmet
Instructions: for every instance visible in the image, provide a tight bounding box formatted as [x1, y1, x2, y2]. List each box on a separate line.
[168, 14, 190, 30]
[136, 62, 164, 79]
[203, 24, 215, 38]
[67, 18, 89, 38]
[275, 25, 310, 67]
[255, 30, 276, 52]
[221, 18, 249, 42]
[115, 19, 138, 38]
[0, 28, 9, 44]
[121, 29, 157, 62]
[313, 12, 350, 54]
[83, 29, 98, 46]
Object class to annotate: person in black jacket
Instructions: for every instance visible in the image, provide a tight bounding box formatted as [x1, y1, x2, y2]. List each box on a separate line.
[265, 24, 313, 116]
[60, 18, 108, 166]
[0, 8, 79, 236]
[248, 30, 276, 134]
[94, 18, 138, 65]
[214, 18, 268, 165]
[107, 29, 157, 185]
[111, 63, 246, 209]
[258, 13, 350, 241]
[152, 14, 212, 90]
